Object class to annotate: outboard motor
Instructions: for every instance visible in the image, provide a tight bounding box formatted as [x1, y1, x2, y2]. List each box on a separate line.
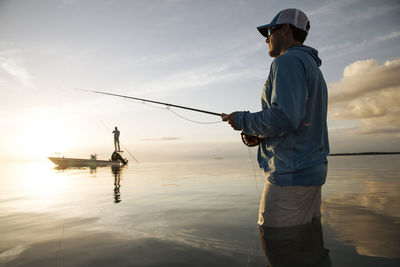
[111, 151, 128, 165]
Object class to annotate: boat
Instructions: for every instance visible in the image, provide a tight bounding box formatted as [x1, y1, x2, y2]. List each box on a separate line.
[48, 153, 127, 168]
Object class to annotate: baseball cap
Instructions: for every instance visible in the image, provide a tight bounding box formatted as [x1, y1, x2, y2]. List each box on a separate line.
[257, 8, 310, 38]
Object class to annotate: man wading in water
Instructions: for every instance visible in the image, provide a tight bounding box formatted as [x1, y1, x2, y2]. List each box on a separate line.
[222, 8, 329, 228]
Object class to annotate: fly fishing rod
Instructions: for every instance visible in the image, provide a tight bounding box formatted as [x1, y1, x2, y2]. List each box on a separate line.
[72, 88, 262, 147]
[72, 88, 222, 117]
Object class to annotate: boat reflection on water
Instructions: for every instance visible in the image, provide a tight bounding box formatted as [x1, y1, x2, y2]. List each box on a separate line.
[54, 164, 99, 174]
[112, 165, 122, 203]
[53, 164, 125, 203]
[259, 217, 331, 267]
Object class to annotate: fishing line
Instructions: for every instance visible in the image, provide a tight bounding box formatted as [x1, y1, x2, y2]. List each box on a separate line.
[167, 108, 223, 124]
[246, 146, 267, 266]
[247, 147, 262, 198]
[124, 98, 222, 124]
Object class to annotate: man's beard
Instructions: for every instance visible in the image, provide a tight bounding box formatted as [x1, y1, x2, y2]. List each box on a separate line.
[268, 38, 282, 57]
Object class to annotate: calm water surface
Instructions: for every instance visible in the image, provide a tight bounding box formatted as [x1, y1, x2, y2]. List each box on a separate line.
[0, 155, 399, 266]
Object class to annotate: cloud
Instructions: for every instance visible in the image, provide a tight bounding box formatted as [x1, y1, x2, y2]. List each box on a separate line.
[0, 50, 35, 88]
[319, 31, 400, 57]
[307, 0, 399, 20]
[328, 58, 400, 136]
[307, 0, 352, 16]
[118, 36, 265, 98]
[123, 62, 257, 99]
[374, 31, 400, 43]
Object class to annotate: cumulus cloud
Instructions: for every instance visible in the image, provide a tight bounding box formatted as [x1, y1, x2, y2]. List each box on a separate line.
[328, 58, 400, 136]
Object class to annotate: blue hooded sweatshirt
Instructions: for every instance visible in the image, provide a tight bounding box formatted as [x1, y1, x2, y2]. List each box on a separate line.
[235, 45, 329, 186]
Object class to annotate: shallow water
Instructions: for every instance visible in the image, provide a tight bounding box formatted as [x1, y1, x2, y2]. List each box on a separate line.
[0, 155, 399, 266]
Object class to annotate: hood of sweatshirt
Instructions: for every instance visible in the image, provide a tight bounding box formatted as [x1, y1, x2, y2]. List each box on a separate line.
[288, 44, 322, 67]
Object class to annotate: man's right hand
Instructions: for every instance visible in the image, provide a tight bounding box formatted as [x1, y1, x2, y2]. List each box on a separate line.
[221, 112, 240, 130]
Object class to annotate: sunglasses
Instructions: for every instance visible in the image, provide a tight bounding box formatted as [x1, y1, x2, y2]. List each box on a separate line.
[267, 25, 283, 38]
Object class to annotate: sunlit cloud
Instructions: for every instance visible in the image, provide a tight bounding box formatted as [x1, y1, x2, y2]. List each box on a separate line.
[328, 58, 400, 136]
[0, 51, 35, 88]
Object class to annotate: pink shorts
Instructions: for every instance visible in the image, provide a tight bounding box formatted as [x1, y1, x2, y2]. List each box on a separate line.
[258, 181, 322, 228]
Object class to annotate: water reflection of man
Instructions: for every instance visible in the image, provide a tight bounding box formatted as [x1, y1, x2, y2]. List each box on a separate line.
[112, 126, 121, 152]
[259, 217, 331, 267]
[112, 166, 121, 203]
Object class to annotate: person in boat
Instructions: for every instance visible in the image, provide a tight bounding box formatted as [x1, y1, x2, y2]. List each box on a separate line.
[112, 126, 121, 152]
[222, 8, 329, 228]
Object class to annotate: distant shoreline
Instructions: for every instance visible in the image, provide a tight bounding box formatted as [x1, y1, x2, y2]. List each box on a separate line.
[329, 152, 400, 156]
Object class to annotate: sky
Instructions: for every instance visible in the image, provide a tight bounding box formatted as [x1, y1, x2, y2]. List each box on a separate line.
[0, 0, 399, 161]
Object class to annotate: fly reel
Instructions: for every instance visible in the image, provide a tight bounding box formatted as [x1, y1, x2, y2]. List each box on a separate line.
[241, 132, 262, 147]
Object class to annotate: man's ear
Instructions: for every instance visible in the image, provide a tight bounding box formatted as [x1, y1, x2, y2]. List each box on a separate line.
[281, 24, 291, 35]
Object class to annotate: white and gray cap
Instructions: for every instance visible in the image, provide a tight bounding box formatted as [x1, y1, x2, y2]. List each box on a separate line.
[257, 8, 310, 38]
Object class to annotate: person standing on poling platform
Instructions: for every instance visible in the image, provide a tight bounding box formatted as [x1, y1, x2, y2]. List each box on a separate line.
[222, 8, 330, 228]
[112, 126, 121, 152]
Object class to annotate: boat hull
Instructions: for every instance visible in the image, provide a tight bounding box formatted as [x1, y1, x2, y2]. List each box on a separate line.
[48, 157, 122, 168]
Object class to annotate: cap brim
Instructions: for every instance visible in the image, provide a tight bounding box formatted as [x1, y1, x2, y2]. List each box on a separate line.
[257, 23, 275, 38]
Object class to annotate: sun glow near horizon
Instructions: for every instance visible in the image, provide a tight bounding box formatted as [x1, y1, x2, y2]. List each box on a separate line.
[13, 111, 76, 160]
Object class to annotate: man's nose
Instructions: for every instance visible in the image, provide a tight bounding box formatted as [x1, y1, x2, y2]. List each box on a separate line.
[265, 38, 269, 44]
